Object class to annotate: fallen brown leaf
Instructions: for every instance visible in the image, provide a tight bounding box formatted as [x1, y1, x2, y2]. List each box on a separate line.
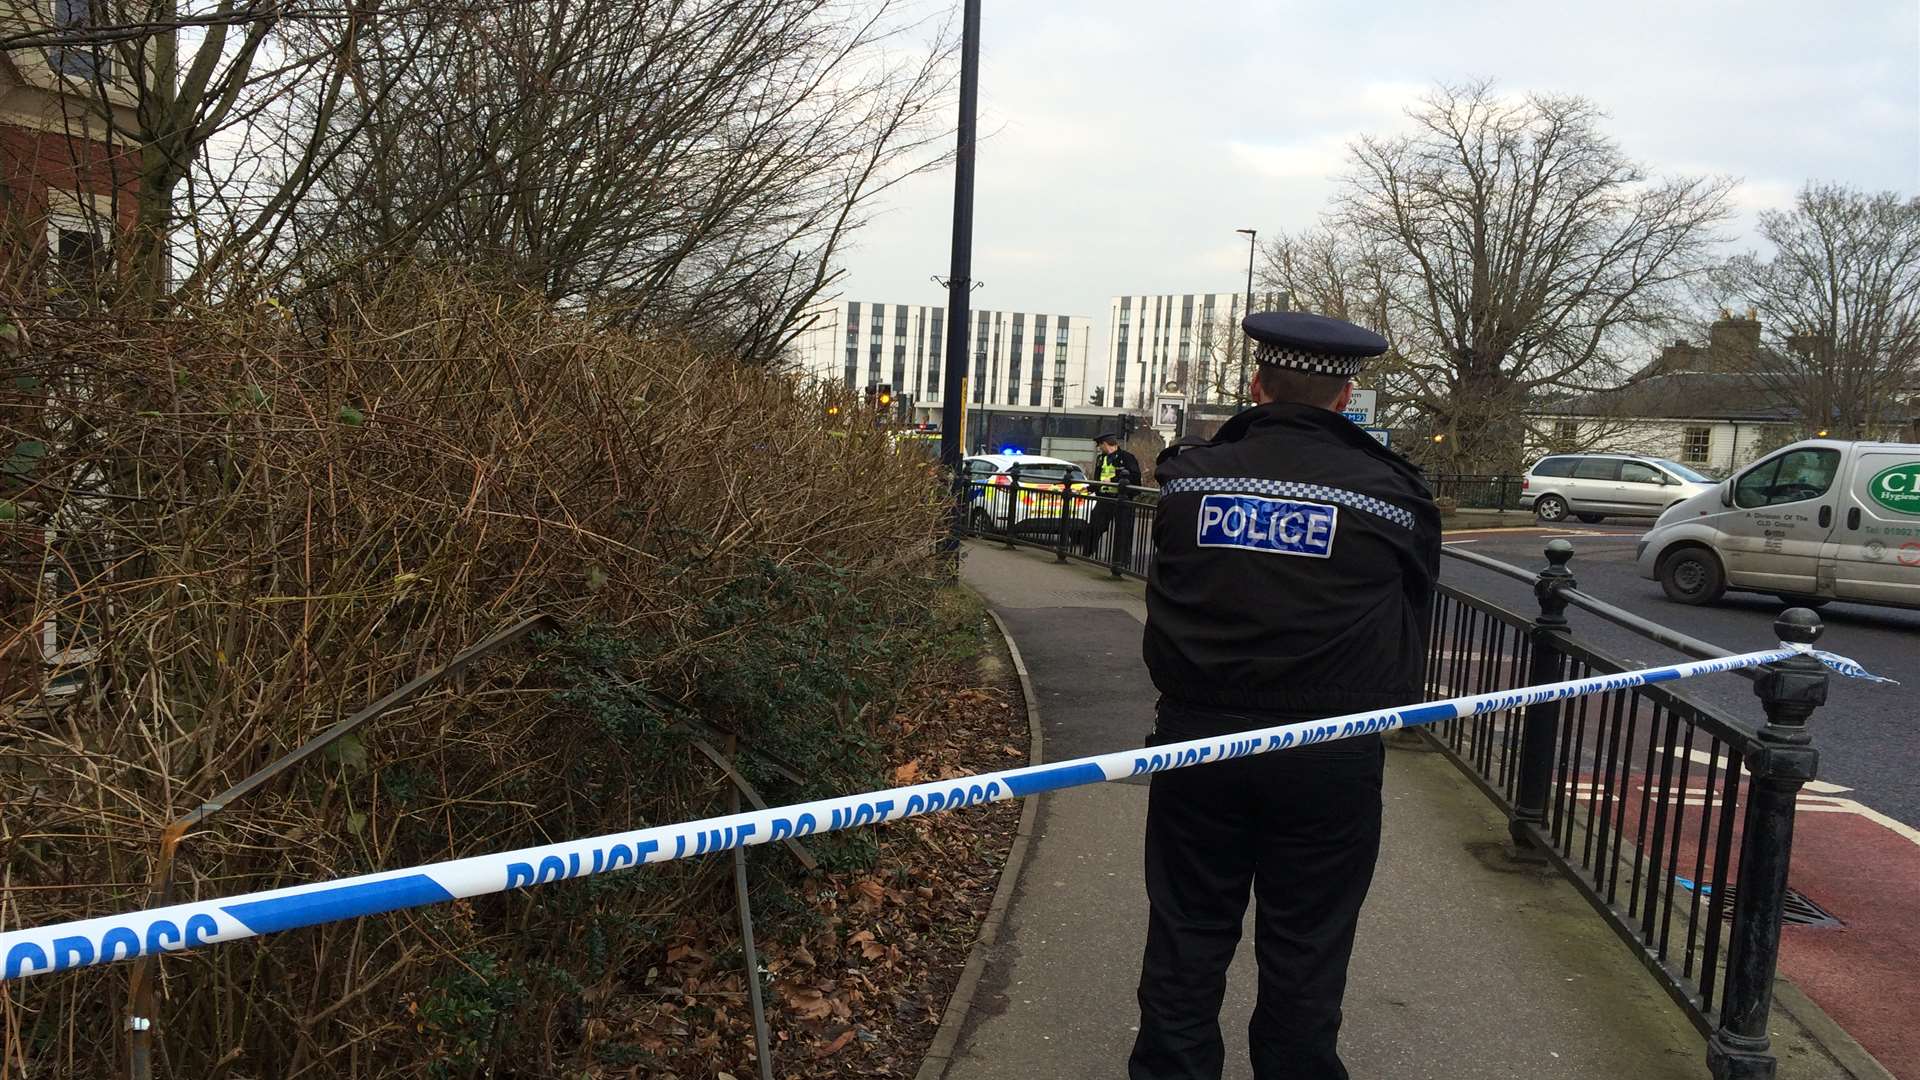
[782, 986, 832, 1021]
[817, 1029, 857, 1057]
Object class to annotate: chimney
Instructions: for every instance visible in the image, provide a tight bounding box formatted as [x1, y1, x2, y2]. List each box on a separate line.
[1708, 312, 1761, 372]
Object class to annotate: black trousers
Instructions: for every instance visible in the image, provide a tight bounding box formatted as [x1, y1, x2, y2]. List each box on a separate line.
[1084, 498, 1136, 561]
[1129, 700, 1385, 1080]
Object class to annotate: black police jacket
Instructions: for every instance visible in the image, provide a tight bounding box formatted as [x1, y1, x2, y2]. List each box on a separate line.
[1143, 402, 1442, 715]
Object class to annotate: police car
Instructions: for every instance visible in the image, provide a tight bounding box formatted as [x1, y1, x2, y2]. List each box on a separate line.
[963, 454, 1094, 539]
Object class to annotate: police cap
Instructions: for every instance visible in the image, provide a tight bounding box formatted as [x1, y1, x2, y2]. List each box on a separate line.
[1094, 431, 1121, 444]
[1243, 311, 1388, 379]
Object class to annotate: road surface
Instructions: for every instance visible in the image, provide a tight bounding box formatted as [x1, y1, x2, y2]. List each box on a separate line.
[1441, 520, 1920, 826]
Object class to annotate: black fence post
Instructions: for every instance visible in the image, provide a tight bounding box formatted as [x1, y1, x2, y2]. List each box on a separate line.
[1708, 609, 1826, 1080]
[1510, 539, 1575, 850]
[1108, 487, 1125, 579]
[1003, 464, 1020, 548]
[1054, 483, 1071, 563]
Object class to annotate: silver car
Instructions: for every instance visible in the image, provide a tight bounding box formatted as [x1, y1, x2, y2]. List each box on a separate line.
[1521, 454, 1718, 524]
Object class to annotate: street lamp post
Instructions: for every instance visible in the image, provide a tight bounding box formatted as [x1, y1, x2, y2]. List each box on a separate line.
[939, 0, 982, 550]
[1236, 228, 1257, 401]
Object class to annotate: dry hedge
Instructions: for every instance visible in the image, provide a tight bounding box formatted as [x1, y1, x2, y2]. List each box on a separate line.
[0, 273, 951, 1077]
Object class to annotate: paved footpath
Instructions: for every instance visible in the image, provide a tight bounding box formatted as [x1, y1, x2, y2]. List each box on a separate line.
[945, 541, 1860, 1080]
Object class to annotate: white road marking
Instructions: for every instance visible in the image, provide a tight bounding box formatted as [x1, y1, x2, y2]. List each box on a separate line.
[1557, 783, 1916, 846]
[1810, 796, 1920, 847]
[1656, 743, 1853, 793]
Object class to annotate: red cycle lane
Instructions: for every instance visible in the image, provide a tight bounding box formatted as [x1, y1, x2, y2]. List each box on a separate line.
[1774, 795, 1920, 1079]
[1558, 766, 1920, 1078]
[1427, 616, 1917, 1074]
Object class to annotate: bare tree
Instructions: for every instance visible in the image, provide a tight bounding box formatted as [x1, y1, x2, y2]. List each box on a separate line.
[1716, 183, 1920, 439]
[265, 0, 951, 363]
[6, 0, 949, 348]
[1281, 81, 1736, 471]
[1179, 309, 1243, 406]
[2, 0, 402, 303]
[1261, 227, 1419, 421]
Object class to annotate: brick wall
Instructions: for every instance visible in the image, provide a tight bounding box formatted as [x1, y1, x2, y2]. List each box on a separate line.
[0, 121, 141, 276]
[1, 120, 136, 704]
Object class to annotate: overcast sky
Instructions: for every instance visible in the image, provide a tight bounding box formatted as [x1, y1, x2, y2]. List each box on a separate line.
[837, 0, 1920, 366]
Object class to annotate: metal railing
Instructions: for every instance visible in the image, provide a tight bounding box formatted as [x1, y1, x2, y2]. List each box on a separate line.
[962, 466, 1159, 579]
[1428, 472, 1525, 511]
[962, 490, 1823, 1076]
[1428, 539, 1827, 1079]
[961, 473, 1530, 565]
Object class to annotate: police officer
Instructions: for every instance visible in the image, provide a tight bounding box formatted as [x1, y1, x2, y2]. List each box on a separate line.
[1130, 312, 1441, 1080]
[1083, 432, 1143, 561]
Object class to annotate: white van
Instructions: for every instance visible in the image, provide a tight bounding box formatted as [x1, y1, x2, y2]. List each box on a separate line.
[1636, 439, 1920, 608]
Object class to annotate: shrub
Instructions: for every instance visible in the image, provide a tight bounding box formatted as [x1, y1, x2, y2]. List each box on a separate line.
[0, 271, 948, 1076]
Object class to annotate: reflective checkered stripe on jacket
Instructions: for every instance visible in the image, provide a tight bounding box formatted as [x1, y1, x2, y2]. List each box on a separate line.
[1158, 476, 1416, 530]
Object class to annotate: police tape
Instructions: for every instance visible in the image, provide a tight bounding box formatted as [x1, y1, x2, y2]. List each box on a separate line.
[1, 644, 1891, 982]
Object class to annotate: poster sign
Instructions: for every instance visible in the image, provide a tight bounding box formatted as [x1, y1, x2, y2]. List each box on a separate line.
[1154, 391, 1186, 434]
[1343, 389, 1378, 427]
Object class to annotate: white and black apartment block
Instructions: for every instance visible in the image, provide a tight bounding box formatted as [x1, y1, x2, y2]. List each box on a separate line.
[792, 300, 1095, 413]
[1102, 292, 1287, 411]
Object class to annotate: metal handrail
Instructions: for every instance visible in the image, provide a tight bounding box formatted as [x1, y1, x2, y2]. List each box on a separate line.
[1427, 473, 1526, 512]
[1429, 538, 1834, 1073]
[965, 473, 1157, 580]
[1442, 544, 1760, 681]
[1432, 578, 1765, 753]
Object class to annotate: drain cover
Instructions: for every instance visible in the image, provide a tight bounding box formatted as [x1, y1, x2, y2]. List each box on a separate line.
[1672, 877, 1843, 928]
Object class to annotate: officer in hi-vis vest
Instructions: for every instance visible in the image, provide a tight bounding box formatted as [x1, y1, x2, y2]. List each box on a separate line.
[1082, 432, 1143, 561]
[1131, 312, 1441, 1080]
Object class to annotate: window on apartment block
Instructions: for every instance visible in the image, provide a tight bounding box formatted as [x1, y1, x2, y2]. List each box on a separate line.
[1682, 425, 1712, 464]
[50, 0, 110, 78]
[45, 201, 112, 307]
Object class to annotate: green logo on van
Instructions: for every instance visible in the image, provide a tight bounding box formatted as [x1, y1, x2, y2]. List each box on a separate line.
[1867, 462, 1920, 515]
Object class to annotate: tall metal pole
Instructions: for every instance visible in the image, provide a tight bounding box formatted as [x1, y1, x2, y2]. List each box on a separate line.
[940, 0, 982, 549]
[1236, 228, 1257, 402]
[725, 737, 776, 1080]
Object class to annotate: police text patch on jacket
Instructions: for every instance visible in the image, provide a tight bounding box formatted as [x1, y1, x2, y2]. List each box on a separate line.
[1143, 402, 1441, 715]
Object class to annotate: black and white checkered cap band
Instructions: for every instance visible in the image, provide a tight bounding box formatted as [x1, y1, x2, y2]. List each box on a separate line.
[1159, 476, 1415, 530]
[1254, 341, 1367, 378]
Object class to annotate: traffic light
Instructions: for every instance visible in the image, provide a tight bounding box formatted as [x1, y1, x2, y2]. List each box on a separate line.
[877, 384, 893, 409]
[826, 403, 841, 419]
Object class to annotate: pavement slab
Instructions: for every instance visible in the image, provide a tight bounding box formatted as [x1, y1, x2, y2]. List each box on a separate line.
[948, 541, 1858, 1080]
